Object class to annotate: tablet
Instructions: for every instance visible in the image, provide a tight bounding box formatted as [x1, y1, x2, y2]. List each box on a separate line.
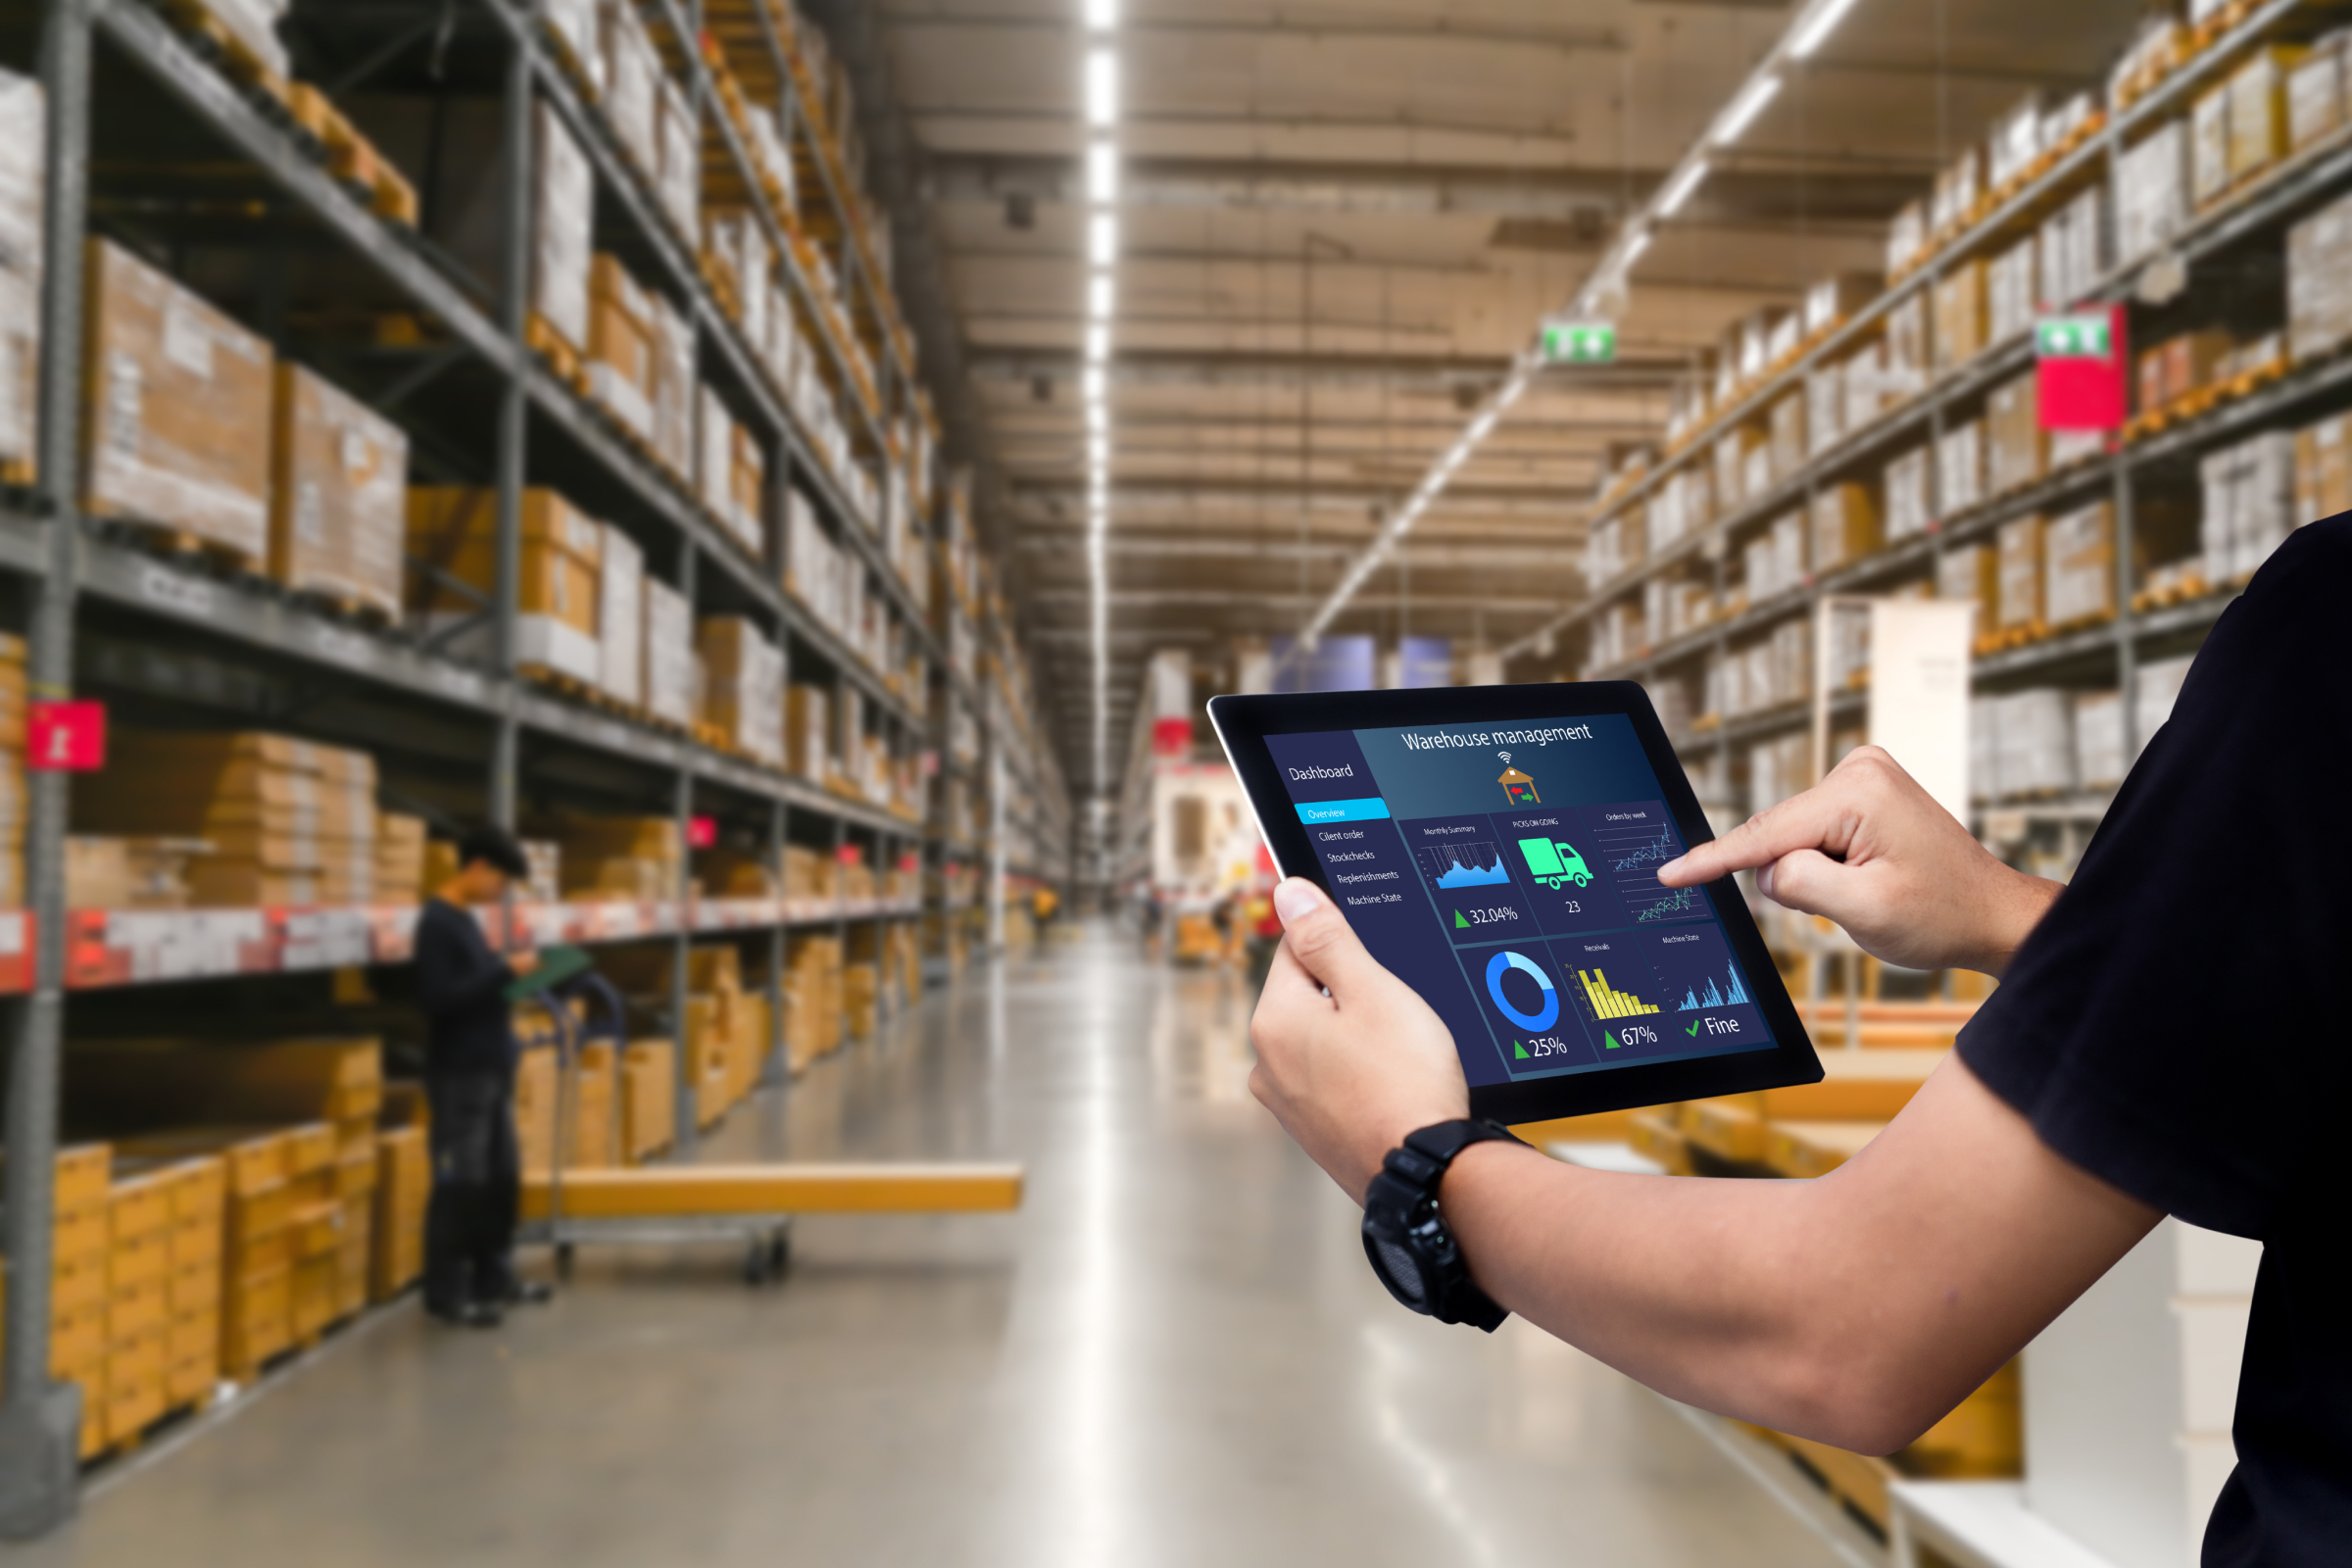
[1209, 682, 1821, 1125]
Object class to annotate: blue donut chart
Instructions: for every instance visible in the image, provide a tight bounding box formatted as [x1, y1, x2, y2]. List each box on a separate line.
[1484, 950, 1560, 1033]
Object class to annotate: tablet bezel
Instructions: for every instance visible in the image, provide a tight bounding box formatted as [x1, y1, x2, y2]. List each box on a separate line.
[1208, 680, 1823, 1126]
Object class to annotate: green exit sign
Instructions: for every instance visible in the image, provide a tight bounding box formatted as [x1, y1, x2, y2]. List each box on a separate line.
[2035, 313, 2114, 361]
[1542, 319, 1617, 365]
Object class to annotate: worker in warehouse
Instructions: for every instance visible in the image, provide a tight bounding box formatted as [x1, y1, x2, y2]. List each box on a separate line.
[415, 826, 550, 1329]
[1247, 517, 2350, 1564]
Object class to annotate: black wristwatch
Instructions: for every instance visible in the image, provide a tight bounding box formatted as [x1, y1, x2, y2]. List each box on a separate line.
[1361, 1119, 1524, 1332]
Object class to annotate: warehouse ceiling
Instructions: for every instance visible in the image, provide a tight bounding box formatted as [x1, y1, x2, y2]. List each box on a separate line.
[819, 0, 2145, 794]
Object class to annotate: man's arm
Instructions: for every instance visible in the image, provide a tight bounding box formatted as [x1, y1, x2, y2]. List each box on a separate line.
[414, 907, 513, 1016]
[1442, 1056, 2156, 1452]
[1249, 746, 2157, 1453]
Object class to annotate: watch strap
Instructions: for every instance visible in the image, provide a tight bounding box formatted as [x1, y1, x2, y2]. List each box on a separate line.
[1368, 1119, 1525, 1332]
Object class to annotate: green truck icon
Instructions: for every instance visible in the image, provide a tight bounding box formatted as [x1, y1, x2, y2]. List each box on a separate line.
[1518, 837, 1592, 890]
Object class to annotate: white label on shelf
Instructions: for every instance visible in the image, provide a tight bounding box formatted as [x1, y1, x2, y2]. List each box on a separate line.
[282, 907, 371, 969]
[308, 623, 371, 667]
[137, 563, 216, 619]
[0, 913, 24, 955]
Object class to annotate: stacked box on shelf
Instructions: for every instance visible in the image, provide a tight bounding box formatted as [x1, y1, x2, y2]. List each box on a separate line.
[269, 365, 407, 621]
[697, 616, 785, 764]
[644, 574, 697, 728]
[75, 730, 378, 907]
[2199, 430, 2297, 585]
[0, 1145, 114, 1458]
[2287, 189, 2352, 364]
[1984, 373, 2044, 497]
[408, 487, 605, 688]
[785, 930, 843, 1067]
[101, 1155, 227, 1445]
[705, 210, 770, 357]
[1993, 514, 2044, 638]
[1973, 691, 2077, 800]
[1932, 259, 1987, 370]
[1937, 543, 2000, 642]
[546, 812, 681, 902]
[2045, 501, 2120, 627]
[695, 387, 765, 557]
[619, 1039, 675, 1162]
[0, 71, 42, 485]
[1808, 482, 1880, 573]
[2117, 120, 2188, 269]
[569, 1041, 619, 1167]
[512, 1039, 560, 1175]
[2289, 34, 2347, 152]
[82, 238, 272, 568]
[654, 72, 700, 243]
[2295, 409, 2352, 523]
[1936, 418, 1984, 517]
[585, 254, 660, 443]
[596, 520, 646, 710]
[369, 1122, 427, 1300]
[598, 0, 662, 174]
[374, 811, 426, 905]
[110, 1125, 320, 1381]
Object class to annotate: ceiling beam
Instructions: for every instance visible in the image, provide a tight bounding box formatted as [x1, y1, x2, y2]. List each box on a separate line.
[966, 345, 1681, 391]
[1016, 533, 1586, 570]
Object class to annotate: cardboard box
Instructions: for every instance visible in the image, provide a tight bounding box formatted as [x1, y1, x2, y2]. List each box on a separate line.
[1808, 482, 1881, 572]
[644, 575, 695, 727]
[1984, 373, 2044, 497]
[2227, 45, 2307, 184]
[270, 364, 407, 620]
[1995, 514, 2044, 631]
[2045, 500, 2117, 626]
[1937, 542, 1999, 641]
[1932, 258, 1987, 370]
[65, 836, 202, 909]
[0, 72, 42, 483]
[82, 239, 272, 560]
[697, 616, 784, 763]
[407, 487, 605, 684]
[2288, 36, 2344, 152]
[596, 522, 645, 709]
[534, 99, 592, 354]
[586, 254, 658, 438]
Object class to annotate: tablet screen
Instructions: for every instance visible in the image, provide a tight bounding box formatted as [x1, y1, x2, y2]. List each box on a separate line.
[1267, 712, 1780, 1090]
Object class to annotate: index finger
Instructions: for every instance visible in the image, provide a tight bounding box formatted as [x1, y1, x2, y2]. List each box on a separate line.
[1658, 786, 1857, 886]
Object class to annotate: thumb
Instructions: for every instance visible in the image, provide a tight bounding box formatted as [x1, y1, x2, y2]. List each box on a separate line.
[1272, 878, 1387, 999]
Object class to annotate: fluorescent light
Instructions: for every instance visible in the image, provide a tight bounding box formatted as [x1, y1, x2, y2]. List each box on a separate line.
[1089, 211, 1119, 266]
[1085, 321, 1110, 363]
[1658, 162, 1708, 218]
[1083, 0, 1118, 29]
[1085, 48, 1120, 127]
[1086, 401, 1106, 433]
[1089, 434, 1108, 466]
[1622, 229, 1653, 267]
[1087, 140, 1120, 203]
[1789, 0, 1864, 59]
[1716, 74, 1782, 145]
[1083, 367, 1106, 403]
[1088, 270, 1115, 320]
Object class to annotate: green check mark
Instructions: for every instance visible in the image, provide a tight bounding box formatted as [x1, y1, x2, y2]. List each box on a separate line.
[1684, 1020, 1702, 1036]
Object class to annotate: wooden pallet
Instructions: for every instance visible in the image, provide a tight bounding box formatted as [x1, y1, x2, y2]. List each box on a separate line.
[102, 514, 262, 578]
[93, 1383, 220, 1464]
[156, 0, 291, 107]
[288, 584, 399, 629]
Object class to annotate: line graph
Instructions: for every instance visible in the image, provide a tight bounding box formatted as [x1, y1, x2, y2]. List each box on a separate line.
[1416, 840, 1511, 888]
[1631, 886, 1702, 923]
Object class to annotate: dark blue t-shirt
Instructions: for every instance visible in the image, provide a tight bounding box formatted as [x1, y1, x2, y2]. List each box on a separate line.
[1958, 516, 2352, 1566]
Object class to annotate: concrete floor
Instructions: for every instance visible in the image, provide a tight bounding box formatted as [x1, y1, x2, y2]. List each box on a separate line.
[11, 925, 1837, 1567]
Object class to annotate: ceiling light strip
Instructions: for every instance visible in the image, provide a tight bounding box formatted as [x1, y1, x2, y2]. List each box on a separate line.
[1299, 0, 1866, 654]
[1081, 0, 1120, 795]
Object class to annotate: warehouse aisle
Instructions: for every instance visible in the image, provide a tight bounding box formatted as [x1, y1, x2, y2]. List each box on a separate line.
[12, 929, 1834, 1568]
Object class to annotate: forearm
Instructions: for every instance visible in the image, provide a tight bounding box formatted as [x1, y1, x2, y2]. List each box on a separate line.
[1442, 1144, 1888, 1444]
[1437, 1058, 2159, 1452]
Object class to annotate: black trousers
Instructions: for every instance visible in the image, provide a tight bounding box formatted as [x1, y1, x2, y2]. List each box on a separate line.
[423, 1071, 520, 1311]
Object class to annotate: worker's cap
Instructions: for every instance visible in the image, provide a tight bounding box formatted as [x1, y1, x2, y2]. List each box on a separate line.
[456, 824, 530, 880]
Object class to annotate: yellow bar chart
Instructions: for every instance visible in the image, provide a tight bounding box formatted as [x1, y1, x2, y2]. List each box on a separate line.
[1578, 969, 1660, 1019]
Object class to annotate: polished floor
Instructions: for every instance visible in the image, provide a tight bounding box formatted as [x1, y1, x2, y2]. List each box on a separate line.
[12, 925, 1837, 1567]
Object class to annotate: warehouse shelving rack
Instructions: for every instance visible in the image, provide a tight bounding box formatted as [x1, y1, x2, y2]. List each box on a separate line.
[0, 0, 1065, 1532]
[1508, 0, 2351, 823]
